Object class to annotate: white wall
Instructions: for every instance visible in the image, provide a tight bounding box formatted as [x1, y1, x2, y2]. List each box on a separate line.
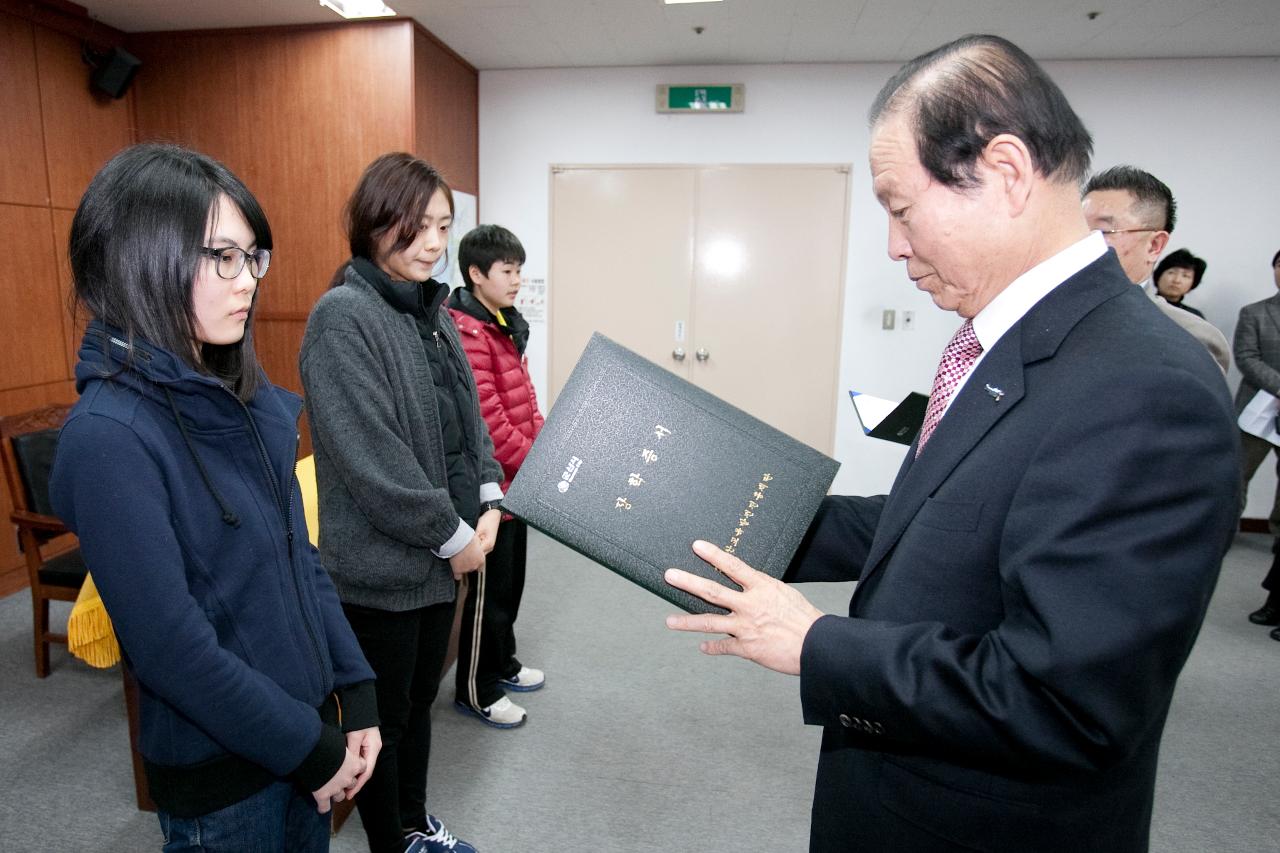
[478, 57, 1280, 508]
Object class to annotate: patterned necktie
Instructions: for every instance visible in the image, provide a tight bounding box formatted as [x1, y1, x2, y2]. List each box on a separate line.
[916, 320, 983, 457]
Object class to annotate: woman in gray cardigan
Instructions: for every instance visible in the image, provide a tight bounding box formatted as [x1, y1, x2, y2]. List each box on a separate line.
[300, 153, 505, 853]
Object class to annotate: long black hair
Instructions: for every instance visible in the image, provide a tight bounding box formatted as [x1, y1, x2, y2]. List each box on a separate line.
[69, 143, 272, 401]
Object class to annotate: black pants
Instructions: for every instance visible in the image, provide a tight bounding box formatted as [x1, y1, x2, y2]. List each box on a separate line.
[343, 599, 455, 853]
[455, 518, 528, 709]
[1240, 430, 1280, 535]
[1264, 554, 1280, 599]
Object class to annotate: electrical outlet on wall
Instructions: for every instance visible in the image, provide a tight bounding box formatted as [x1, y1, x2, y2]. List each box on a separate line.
[902, 310, 915, 330]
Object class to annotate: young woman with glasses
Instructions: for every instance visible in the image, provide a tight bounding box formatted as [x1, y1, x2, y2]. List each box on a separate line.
[50, 143, 380, 852]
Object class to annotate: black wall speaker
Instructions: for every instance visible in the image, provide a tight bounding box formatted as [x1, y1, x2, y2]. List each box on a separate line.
[90, 47, 141, 99]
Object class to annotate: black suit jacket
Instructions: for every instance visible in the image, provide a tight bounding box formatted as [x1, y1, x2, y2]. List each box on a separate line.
[787, 253, 1239, 852]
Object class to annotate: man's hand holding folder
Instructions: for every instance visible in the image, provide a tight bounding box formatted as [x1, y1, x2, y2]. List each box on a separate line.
[665, 540, 824, 676]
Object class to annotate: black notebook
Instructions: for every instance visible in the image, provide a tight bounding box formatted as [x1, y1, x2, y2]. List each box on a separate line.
[502, 333, 840, 614]
[849, 390, 929, 446]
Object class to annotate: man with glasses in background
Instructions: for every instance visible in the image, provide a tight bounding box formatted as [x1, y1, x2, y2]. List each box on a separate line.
[1082, 165, 1230, 373]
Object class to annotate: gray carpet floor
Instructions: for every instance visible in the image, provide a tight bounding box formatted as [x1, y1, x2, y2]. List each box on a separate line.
[0, 530, 1276, 852]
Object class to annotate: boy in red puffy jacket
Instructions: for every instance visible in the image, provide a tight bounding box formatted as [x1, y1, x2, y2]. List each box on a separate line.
[448, 225, 547, 727]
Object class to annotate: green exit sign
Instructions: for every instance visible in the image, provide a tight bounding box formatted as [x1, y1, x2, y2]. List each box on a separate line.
[656, 84, 744, 113]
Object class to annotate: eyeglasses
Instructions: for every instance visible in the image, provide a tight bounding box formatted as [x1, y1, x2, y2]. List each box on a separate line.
[199, 246, 271, 280]
[1098, 227, 1158, 238]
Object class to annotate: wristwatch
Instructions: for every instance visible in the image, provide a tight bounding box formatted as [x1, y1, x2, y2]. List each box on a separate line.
[480, 500, 503, 515]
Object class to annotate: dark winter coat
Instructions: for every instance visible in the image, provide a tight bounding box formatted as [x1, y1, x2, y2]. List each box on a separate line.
[49, 322, 376, 818]
[300, 262, 503, 611]
[448, 287, 544, 491]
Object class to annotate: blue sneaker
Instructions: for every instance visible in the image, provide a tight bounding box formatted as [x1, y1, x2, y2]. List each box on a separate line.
[403, 815, 477, 852]
[499, 665, 545, 692]
[453, 695, 527, 728]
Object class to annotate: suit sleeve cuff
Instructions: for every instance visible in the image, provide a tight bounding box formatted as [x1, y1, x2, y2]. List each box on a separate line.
[480, 482, 504, 503]
[335, 680, 379, 732]
[432, 519, 474, 559]
[288, 723, 346, 793]
[800, 614, 873, 728]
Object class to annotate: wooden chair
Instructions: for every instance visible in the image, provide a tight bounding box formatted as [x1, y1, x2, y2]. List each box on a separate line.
[0, 403, 86, 677]
[1, 405, 155, 809]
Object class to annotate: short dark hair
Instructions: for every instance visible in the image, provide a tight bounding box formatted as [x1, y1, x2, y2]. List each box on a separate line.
[459, 225, 526, 289]
[69, 143, 271, 402]
[1154, 248, 1207, 291]
[1083, 166, 1177, 233]
[1272, 249, 1280, 268]
[339, 152, 453, 284]
[869, 34, 1093, 189]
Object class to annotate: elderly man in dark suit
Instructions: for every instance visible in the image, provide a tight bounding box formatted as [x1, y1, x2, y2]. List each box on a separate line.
[666, 34, 1238, 853]
[1235, 249, 1280, 637]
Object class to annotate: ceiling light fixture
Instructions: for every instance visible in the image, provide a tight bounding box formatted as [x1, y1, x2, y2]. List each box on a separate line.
[319, 0, 396, 20]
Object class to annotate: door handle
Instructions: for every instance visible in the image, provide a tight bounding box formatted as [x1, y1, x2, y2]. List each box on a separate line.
[695, 348, 710, 362]
[672, 347, 686, 362]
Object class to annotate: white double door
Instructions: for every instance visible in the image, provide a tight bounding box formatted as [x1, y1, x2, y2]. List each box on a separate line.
[549, 164, 850, 454]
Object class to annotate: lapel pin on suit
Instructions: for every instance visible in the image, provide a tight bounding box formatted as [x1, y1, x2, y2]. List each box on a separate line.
[985, 384, 1004, 402]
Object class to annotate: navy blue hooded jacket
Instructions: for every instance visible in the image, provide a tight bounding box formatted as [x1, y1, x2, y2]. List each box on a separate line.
[49, 323, 377, 817]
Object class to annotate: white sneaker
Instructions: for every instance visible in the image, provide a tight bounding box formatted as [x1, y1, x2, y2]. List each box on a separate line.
[454, 695, 527, 728]
[499, 666, 545, 692]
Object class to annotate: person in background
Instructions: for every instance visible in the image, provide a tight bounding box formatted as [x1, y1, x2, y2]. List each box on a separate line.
[665, 35, 1238, 852]
[1154, 248, 1208, 317]
[1234, 248, 1280, 639]
[300, 153, 504, 853]
[1081, 165, 1230, 373]
[447, 225, 546, 728]
[50, 143, 379, 852]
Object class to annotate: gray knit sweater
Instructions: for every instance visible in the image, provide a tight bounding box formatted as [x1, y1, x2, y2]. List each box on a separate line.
[300, 263, 503, 611]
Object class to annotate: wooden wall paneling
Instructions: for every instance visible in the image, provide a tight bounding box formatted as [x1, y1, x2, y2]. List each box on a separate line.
[413, 27, 478, 195]
[0, 12, 50, 206]
[0, 380, 78, 413]
[50, 208, 82, 375]
[254, 318, 307, 397]
[0, 0, 125, 44]
[258, 22, 416, 318]
[0, 562, 29, 598]
[34, 25, 136, 210]
[132, 21, 416, 323]
[254, 317, 312, 457]
[0, 204, 72, 390]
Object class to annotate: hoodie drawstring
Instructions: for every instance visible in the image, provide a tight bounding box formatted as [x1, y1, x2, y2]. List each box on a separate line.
[162, 386, 241, 528]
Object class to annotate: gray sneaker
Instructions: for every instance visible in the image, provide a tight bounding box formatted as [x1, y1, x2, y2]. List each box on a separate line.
[403, 814, 478, 852]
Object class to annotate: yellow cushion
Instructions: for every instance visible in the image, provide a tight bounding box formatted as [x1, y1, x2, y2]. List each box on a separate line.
[296, 454, 320, 547]
[68, 573, 120, 669]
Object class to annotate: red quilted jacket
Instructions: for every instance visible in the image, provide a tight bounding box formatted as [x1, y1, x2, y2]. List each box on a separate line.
[448, 292, 544, 491]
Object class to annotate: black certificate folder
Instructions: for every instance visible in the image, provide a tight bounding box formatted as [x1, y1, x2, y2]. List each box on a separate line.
[502, 333, 840, 614]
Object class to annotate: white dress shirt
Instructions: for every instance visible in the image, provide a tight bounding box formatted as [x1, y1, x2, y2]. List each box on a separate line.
[944, 231, 1107, 414]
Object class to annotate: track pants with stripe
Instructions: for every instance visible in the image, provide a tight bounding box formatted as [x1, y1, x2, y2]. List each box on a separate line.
[456, 518, 529, 709]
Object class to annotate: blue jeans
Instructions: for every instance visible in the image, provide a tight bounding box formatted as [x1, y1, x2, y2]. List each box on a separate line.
[158, 781, 329, 852]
